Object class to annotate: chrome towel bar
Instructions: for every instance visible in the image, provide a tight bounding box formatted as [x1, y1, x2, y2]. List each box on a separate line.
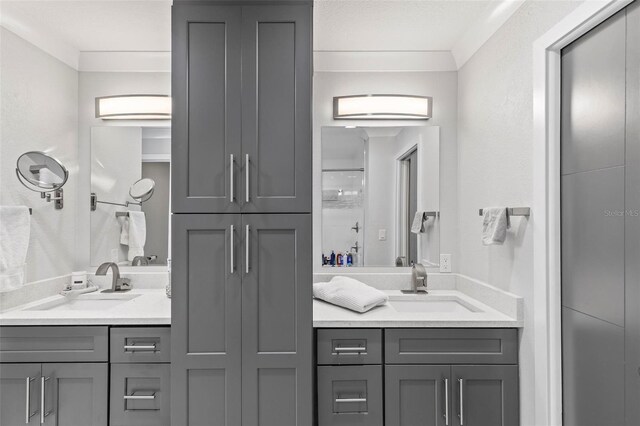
[478, 207, 530, 217]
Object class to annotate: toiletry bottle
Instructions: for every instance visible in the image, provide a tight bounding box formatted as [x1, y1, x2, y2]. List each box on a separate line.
[347, 252, 353, 267]
[330, 250, 336, 266]
[337, 252, 343, 267]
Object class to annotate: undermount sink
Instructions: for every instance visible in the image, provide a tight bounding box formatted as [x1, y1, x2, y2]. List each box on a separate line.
[387, 295, 480, 314]
[27, 293, 140, 311]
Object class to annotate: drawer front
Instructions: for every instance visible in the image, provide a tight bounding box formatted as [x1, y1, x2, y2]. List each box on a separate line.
[110, 363, 170, 426]
[0, 326, 108, 363]
[110, 327, 171, 363]
[317, 328, 382, 365]
[317, 365, 383, 426]
[385, 328, 518, 365]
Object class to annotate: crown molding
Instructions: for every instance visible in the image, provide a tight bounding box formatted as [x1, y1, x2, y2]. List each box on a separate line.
[314, 50, 457, 73]
[79, 51, 171, 72]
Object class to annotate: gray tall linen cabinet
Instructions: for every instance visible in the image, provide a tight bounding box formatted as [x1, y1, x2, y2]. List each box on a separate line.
[170, 2, 313, 425]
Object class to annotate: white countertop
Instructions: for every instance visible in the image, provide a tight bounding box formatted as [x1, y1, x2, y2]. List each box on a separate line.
[0, 289, 171, 326]
[313, 290, 522, 328]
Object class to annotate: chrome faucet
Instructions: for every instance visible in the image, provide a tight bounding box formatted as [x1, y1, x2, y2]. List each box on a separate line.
[132, 256, 149, 266]
[96, 262, 131, 293]
[402, 263, 428, 294]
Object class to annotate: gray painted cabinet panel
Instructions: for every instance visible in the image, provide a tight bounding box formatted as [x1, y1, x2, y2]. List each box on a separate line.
[110, 363, 170, 426]
[41, 363, 108, 426]
[172, 5, 242, 213]
[171, 214, 242, 426]
[0, 364, 41, 426]
[385, 365, 449, 426]
[241, 214, 312, 425]
[317, 365, 383, 426]
[241, 5, 312, 213]
[451, 365, 519, 426]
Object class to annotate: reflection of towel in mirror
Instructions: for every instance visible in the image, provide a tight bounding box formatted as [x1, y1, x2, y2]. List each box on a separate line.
[411, 211, 426, 234]
[120, 211, 146, 260]
[0, 206, 31, 292]
[482, 207, 510, 245]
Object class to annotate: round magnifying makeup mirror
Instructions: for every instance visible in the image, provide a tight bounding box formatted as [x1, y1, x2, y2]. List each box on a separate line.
[16, 151, 68, 209]
[16, 151, 68, 191]
[129, 178, 155, 202]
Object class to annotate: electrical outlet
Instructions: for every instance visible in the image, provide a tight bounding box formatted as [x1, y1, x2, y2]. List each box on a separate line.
[378, 229, 387, 241]
[440, 254, 452, 273]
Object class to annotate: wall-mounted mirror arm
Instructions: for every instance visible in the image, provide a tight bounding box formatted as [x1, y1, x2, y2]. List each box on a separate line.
[90, 193, 141, 211]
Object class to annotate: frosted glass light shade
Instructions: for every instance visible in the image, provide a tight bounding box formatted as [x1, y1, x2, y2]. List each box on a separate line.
[333, 95, 432, 120]
[95, 95, 171, 120]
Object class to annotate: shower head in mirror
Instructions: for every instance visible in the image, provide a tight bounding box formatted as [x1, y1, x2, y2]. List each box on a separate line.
[129, 178, 155, 202]
[15, 151, 68, 209]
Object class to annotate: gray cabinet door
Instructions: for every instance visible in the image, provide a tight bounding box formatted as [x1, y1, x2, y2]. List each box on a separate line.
[0, 364, 41, 426]
[451, 365, 518, 426]
[41, 363, 108, 426]
[172, 5, 242, 213]
[241, 214, 312, 425]
[171, 214, 242, 426]
[385, 365, 450, 426]
[240, 5, 312, 213]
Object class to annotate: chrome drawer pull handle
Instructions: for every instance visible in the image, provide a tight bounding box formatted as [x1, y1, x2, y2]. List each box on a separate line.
[40, 377, 51, 424]
[458, 378, 464, 425]
[124, 344, 157, 351]
[245, 154, 250, 203]
[25, 377, 37, 424]
[124, 393, 156, 400]
[333, 346, 367, 355]
[230, 225, 235, 274]
[335, 398, 367, 403]
[443, 378, 449, 425]
[230, 154, 235, 203]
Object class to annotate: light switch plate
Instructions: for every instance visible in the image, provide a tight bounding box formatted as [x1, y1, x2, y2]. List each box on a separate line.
[378, 229, 387, 241]
[440, 254, 452, 272]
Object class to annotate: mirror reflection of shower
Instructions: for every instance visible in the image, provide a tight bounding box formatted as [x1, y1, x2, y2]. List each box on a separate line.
[321, 127, 366, 267]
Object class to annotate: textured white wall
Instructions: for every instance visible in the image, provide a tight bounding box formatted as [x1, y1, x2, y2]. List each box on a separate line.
[456, 1, 582, 424]
[0, 28, 78, 284]
[313, 71, 458, 271]
[77, 72, 170, 269]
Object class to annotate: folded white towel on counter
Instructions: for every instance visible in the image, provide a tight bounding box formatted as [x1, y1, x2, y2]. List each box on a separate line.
[313, 276, 388, 313]
[482, 207, 510, 245]
[0, 206, 31, 292]
[119, 211, 146, 261]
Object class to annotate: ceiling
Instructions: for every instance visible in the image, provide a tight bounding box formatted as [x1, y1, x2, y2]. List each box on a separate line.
[0, 0, 171, 52]
[0, 0, 523, 71]
[314, 0, 493, 52]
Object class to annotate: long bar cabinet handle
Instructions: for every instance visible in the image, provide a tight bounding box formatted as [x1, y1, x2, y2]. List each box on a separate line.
[230, 225, 235, 273]
[458, 378, 464, 425]
[25, 377, 36, 424]
[245, 224, 250, 274]
[40, 377, 51, 424]
[443, 378, 449, 425]
[245, 154, 250, 203]
[230, 154, 234, 203]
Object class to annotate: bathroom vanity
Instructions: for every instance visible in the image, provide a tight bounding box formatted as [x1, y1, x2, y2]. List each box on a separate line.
[312, 281, 523, 426]
[0, 289, 171, 426]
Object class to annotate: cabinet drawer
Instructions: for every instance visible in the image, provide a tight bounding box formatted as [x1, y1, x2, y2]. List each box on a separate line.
[0, 326, 108, 363]
[317, 328, 382, 365]
[385, 328, 518, 364]
[110, 363, 170, 426]
[110, 327, 171, 363]
[317, 365, 383, 426]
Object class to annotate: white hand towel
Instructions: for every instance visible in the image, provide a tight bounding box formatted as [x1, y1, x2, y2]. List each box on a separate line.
[119, 214, 130, 245]
[411, 211, 426, 234]
[0, 206, 31, 292]
[124, 211, 146, 261]
[482, 207, 510, 245]
[313, 276, 388, 313]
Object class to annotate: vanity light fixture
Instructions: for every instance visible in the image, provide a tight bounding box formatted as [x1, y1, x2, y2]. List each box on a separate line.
[95, 94, 171, 120]
[333, 94, 432, 120]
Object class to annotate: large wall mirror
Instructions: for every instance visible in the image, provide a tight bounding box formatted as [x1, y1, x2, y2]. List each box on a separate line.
[90, 127, 170, 266]
[321, 126, 440, 268]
